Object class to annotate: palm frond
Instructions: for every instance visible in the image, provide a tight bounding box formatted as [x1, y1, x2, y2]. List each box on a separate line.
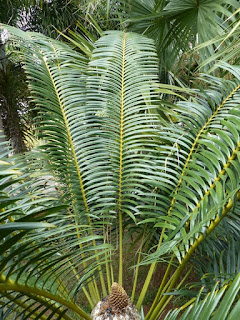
[0, 149, 103, 320]
[3, 25, 92, 223]
[121, 0, 239, 77]
[84, 30, 169, 284]
[137, 64, 240, 317]
[162, 271, 240, 320]
[149, 65, 240, 262]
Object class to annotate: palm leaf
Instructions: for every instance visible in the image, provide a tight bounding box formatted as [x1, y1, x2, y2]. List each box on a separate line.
[148, 64, 240, 263]
[0, 151, 99, 320]
[82, 30, 168, 284]
[162, 271, 240, 320]
[121, 0, 239, 76]
[137, 64, 240, 316]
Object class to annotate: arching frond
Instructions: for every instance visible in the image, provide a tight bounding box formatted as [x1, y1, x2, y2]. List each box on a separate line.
[148, 65, 240, 263]
[162, 272, 240, 320]
[137, 64, 240, 317]
[0, 149, 105, 320]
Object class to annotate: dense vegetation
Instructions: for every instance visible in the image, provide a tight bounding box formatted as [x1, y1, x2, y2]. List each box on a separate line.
[1, 1, 240, 319]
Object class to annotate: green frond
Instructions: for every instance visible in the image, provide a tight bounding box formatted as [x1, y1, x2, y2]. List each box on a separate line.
[85, 30, 168, 283]
[148, 66, 240, 263]
[121, 0, 239, 75]
[86, 31, 161, 211]
[162, 272, 240, 320]
[137, 65, 240, 316]
[0, 144, 109, 318]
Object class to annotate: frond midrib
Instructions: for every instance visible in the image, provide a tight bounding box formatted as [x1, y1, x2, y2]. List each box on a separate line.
[41, 45, 90, 217]
[118, 33, 127, 286]
[0, 281, 91, 320]
[167, 81, 240, 217]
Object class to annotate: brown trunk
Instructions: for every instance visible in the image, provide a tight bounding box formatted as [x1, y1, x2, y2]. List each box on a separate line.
[0, 40, 27, 153]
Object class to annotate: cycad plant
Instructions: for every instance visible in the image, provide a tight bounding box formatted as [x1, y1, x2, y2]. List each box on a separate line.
[1, 25, 240, 320]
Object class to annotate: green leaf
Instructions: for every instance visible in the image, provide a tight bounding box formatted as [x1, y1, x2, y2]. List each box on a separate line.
[0, 222, 55, 231]
[212, 272, 240, 320]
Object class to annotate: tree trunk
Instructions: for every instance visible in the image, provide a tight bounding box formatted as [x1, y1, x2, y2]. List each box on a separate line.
[0, 115, 8, 156]
[0, 40, 8, 155]
[0, 38, 27, 153]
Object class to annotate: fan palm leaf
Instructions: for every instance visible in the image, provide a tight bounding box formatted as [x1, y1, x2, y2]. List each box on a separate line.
[121, 0, 239, 77]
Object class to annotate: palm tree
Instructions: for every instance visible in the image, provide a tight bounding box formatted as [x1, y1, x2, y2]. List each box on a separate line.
[1, 23, 240, 320]
[0, 0, 32, 152]
[121, 0, 239, 81]
[0, 48, 35, 153]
